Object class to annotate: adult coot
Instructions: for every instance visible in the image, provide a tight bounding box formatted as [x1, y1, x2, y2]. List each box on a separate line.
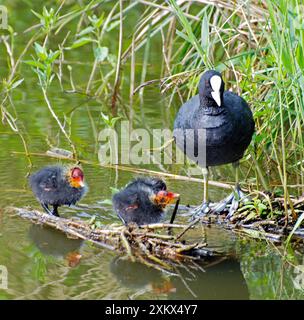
[29, 165, 87, 216]
[173, 70, 254, 217]
[112, 177, 179, 226]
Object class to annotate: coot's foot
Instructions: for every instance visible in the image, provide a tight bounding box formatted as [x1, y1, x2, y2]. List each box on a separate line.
[190, 201, 211, 220]
[52, 205, 60, 217]
[40, 202, 60, 217]
[41, 202, 53, 215]
[213, 185, 249, 219]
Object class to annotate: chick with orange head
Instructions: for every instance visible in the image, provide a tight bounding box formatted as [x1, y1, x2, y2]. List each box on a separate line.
[29, 165, 87, 217]
[112, 177, 179, 226]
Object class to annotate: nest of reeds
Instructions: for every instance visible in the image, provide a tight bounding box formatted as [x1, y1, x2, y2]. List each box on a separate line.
[199, 192, 304, 243]
[11, 207, 217, 273]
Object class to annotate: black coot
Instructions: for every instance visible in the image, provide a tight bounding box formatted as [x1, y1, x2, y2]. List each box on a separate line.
[174, 70, 255, 217]
[112, 177, 179, 226]
[29, 165, 87, 216]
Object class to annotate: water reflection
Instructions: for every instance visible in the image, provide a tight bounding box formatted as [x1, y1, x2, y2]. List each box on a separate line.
[28, 225, 83, 258]
[110, 256, 249, 300]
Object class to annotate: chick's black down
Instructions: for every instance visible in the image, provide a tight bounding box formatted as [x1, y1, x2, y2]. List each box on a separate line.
[29, 166, 87, 206]
[112, 177, 167, 226]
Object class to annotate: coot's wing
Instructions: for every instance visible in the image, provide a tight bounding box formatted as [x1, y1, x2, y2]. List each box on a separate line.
[30, 167, 59, 192]
[40, 173, 58, 191]
[173, 95, 200, 130]
[173, 95, 201, 158]
[112, 191, 139, 223]
[224, 91, 255, 145]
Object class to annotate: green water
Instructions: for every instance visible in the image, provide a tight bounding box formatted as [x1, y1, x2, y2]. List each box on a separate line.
[0, 0, 304, 300]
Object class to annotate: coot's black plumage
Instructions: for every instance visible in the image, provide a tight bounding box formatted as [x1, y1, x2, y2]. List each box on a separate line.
[29, 165, 87, 217]
[112, 177, 179, 226]
[173, 70, 255, 216]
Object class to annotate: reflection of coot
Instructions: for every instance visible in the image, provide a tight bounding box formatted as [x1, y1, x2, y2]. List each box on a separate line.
[171, 258, 249, 300]
[110, 256, 249, 300]
[29, 225, 83, 257]
[110, 257, 162, 289]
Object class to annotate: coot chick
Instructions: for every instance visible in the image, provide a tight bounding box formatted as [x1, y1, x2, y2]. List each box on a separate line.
[174, 70, 255, 217]
[29, 165, 87, 217]
[112, 177, 179, 226]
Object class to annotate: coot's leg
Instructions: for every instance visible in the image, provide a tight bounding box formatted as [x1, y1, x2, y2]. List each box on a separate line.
[117, 212, 127, 225]
[213, 161, 250, 218]
[52, 205, 60, 217]
[201, 167, 210, 213]
[191, 167, 210, 218]
[40, 202, 53, 215]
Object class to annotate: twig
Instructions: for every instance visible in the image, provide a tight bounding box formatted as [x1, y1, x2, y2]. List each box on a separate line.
[41, 88, 77, 159]
[120, 228, 135, 262]
[170, 198, 180, 224]
[175, 217, 201, 240]
[111, 0, 124, 115]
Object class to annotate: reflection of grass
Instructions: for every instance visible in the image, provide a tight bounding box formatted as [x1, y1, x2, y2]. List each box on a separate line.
[238, 241, 304, 299]
[25, 244, 55, 283]
[1, 1, 304, 231]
